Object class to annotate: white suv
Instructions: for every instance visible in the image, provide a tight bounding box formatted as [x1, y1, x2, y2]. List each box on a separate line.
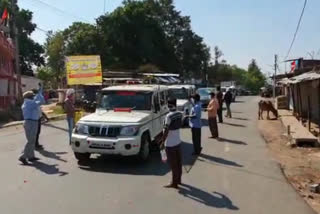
[168, 85, 195, 126]
[71, 85, 169, 162]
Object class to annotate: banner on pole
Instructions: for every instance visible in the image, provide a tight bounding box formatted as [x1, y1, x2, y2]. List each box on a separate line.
[66, 55, 102, 85]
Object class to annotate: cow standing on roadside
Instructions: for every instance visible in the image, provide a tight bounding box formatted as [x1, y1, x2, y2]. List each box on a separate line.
[258, 100, 278, 120]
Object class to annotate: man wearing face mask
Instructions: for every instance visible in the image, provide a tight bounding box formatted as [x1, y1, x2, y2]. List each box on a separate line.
[160, 97, 183, 189]
[188, 94, 202, 155]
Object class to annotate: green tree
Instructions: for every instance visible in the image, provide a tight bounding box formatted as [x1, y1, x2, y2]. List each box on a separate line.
[96, 0, 175, 71]
[214, 46, 223, 65]
[144, 0, 210, 78]
[0, 1, 45, 75]
[63, 22, 100, 56]
[45, 31, 65, 88]
[36, 66, 55, 88]
[245, 59, 266, 93]
[43, 0, 211, 83]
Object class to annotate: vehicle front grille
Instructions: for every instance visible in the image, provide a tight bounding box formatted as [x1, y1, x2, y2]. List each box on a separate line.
[88, 126, 121, 137]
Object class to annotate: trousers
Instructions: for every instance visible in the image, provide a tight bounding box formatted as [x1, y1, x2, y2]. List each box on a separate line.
[191, 128, 202, 154]
[226, 103, 232, 118]
[166, 144, 182, 185]
[217, 105, 223, 123]
[67, 117, 74, 143]
[35, 119, 41, 146]
[21, 120, 38, 159]
[208, 117, 219, 138]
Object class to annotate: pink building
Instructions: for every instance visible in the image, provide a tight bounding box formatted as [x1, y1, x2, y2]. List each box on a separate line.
[0, 32, 17, 110]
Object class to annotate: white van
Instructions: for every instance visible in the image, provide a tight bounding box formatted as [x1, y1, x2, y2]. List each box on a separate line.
[168, 85, 196, 125]
[71, 85, 169, 162]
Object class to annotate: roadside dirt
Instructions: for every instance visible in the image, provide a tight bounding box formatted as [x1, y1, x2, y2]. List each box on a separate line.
[258, 117, 320, 213]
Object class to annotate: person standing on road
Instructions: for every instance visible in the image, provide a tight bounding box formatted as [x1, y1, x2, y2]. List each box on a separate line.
[207, 92, 219, 139]
[216, 86, 224, 123]
[19, 85, 45, 165]
[224, 89, 233, 118]
[32, 86, 45, 151]
[189, 94, 202, 155]
[64, 89, 75, 144]
[160, 97, 183, 189]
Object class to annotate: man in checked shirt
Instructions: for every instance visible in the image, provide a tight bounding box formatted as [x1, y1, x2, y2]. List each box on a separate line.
[160, 97, 183, 189]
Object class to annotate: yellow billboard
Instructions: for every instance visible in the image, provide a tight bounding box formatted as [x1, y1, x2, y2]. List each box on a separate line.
[66, 55, 102, 85]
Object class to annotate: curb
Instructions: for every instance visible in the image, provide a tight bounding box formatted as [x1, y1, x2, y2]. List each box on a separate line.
[0, 114, 66, 129]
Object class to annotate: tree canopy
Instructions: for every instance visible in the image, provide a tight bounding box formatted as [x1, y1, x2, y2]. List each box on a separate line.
[40, 0, 266, 90]
[0, 1, 45, 76]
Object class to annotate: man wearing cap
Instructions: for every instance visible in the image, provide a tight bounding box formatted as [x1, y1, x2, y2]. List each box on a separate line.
[189, 94, 202, 155]
[207, 92, 219, 138]
[19, 85, 45, 165]
[160, 97, 183, 189]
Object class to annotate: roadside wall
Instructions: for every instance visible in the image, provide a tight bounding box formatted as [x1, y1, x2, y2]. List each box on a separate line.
[292, 80, 320, 124]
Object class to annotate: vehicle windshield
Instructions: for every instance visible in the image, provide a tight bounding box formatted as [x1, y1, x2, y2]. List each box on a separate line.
[198, 88, 211, 96]
[168, 88, 188, 100]
[99, 91, 152, 110]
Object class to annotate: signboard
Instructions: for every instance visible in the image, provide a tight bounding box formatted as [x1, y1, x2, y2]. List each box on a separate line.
[66, 55, 102, 85]
[290, 60, 299, 73]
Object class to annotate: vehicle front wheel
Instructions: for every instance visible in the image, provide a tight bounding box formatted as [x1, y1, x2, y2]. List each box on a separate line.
[138, 134, 150, 162]
[74, 152, 90, 162]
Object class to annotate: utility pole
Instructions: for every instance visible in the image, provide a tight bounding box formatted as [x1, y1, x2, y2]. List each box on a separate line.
[103, 0, 106, 14]
[11, 0, 22, 99]
[273, 54, 278, 98]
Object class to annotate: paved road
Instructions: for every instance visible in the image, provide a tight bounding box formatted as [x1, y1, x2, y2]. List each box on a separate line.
[0, 96, 315, 214]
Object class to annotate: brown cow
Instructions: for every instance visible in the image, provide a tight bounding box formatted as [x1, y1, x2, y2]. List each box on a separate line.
[258, 100, 278, 120]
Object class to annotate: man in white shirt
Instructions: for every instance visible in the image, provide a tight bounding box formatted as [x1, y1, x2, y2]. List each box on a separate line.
[160, 98, 183, 189]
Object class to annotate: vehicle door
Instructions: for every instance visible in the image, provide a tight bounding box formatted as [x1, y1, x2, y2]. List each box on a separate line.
[160, 90, 169, 129]
[152, 92, 162, 138]
[186, 88, 193, 116]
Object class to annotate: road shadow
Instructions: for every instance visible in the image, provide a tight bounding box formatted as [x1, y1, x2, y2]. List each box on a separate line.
[31, 161, 68, 176]
[217, 137, 247, 145]
[43, 123, 68, 132]
[198, 153, 243, 167]
[234, 100, 245, 103]
[181, 141, 197, 173]
[38, 150, 68, 162]
[79, 141, 197, 175]
[222, 122, 246, 128]
[232, 117, 249, 121]
[178, 184, 239, 210]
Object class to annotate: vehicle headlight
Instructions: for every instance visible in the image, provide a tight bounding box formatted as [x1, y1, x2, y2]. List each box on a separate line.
[120, 126, 140, 136]
[74, 123, 89, 135]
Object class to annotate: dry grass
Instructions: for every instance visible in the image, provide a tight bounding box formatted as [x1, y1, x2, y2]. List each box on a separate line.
[259, 118, 320, 213]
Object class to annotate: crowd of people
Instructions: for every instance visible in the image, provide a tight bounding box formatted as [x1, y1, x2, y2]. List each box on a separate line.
[18, 84, 233, 190]
[161, 86, 233, 189]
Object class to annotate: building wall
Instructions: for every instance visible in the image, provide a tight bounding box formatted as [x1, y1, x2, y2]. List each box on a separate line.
[0, 79, 8, 96]
[292, 80, 320, 123]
